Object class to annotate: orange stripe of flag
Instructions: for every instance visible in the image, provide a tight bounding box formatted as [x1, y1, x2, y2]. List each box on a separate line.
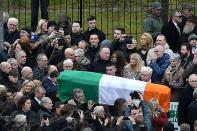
[143, 83, 171, 112]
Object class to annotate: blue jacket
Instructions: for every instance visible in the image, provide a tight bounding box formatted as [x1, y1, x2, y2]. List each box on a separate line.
[150, 53, 170, 83]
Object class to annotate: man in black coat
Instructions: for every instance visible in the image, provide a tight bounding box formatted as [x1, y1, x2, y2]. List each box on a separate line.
[31, 87, 46, 113]
[161, 10, 182, 53]
[178, 74, 197, 126]
[83, 16, 106, 43]
[90, 47, 111, 74]
[187, 88, 197, 131]
[180, 16, 197, 43]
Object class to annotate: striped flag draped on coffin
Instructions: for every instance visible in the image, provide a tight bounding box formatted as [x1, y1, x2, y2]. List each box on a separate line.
[57, 71, 171, 112]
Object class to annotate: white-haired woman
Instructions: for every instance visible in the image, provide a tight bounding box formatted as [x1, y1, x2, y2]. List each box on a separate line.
[162, 53, 184, 101]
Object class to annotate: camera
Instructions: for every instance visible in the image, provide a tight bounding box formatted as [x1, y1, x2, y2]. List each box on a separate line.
[43, 114, 48, 120]
[130, 91, 140, 99]
[123, 117, 130, 120]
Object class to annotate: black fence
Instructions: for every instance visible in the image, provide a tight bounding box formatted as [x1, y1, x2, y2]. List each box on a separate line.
[3, 0, 197, 40]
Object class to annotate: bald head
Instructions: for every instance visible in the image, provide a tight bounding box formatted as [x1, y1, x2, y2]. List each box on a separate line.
[154, 45, 164, 58]
[21, 66, 33, 79]
[99, 47, 110, 60]
[188, 74, 197, 88]
[64, 48, 75, 61]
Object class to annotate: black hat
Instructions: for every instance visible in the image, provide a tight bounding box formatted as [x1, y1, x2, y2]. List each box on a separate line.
[182, 3, 193, 10]
[163, 122, 174, 131]
[20, 27, 32, 35]
[47, 21, 57, 29]
[152, 1, 163, 10]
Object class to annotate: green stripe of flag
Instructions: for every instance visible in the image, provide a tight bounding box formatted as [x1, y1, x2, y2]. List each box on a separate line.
[57, 71, 103, 102]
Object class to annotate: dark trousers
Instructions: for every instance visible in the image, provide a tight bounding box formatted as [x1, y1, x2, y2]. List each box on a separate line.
[31, 0, 49, 32]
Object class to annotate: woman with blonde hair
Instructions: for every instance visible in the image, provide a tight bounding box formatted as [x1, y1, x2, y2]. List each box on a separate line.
[35, 19, 48, 36]
[20, 80, 34, 96]
[137, 32, 153, 66]
[148, 98, 168, 131]
[123, 53, 143, 80]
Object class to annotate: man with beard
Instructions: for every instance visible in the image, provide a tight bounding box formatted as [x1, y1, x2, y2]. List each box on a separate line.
[180, 43, 193, 69]
[181, 16, 197, 43]
[180, 3, 194, 30]
[188, 33, 197, 55]
[182, 48, 197, 85]
[71, 21, 83, 46]
[111, 27, 125, 51]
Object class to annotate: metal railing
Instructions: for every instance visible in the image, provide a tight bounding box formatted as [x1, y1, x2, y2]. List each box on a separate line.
[3, 0, 197, 40]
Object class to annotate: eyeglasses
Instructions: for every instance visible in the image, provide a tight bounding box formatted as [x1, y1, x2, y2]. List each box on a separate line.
[189, 80, 197, 83]
[175, 16, 182, 18]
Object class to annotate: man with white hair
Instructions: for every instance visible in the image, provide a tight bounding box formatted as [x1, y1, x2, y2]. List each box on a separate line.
[178, 74, 197, 125]
[140, 66, 153, 82]
[15, 50, 27, 77]
[63, 59, 73, 70]
[75, 48, 90, 71]
[181, 16, 197, 43]
[12, 114, 27, 130]
[17, 66, 33, 89]
[0, 62, 11, 84]
[39, 97, 54, 119]
[4, 17, 20, 46]
[33, 53, 48, 80]
[90, 47, 111, 74]
[56, 48, 79, 71]
[149, 45, 170, 83]
[146, 34, 173, 65]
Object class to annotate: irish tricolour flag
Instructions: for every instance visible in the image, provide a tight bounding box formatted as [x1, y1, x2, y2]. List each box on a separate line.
[57, 71, 171, 112]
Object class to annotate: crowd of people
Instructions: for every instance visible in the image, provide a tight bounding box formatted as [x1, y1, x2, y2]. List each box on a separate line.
[0, 1, 197, 131]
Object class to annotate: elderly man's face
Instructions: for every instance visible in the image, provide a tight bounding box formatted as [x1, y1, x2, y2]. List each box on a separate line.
[44, 99, 53, 110]
[74, 92, 85, 103]
[188, 75, 197, 88]
[38, 56, 48, 68]
[65, 50, 75, 61]
[100, 48, 110, 60]
[140, 71, 151, 82]
[156, 35, 165, 46]
[7, 21, 17, 33]
[24, 69, 33, 79]
[63, 63, 73, 70]
[154, 46, 164, 58]
[17, 52, 27, 65]
[3, 64, 11, 74]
